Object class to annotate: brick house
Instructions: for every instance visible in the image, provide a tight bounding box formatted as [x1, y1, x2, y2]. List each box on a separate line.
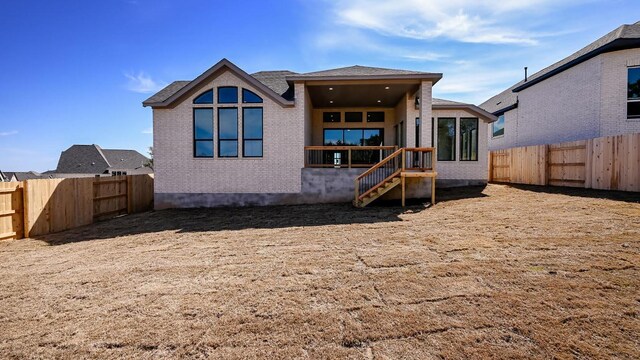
[144, 59, 496, 208]
[481, 21, 640, 150]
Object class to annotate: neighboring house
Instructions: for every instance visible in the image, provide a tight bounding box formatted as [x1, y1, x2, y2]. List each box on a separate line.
[144, 59, 496, 208]
[1, 171, 47, 182]
[52, 144, 152, 178]
[481, 21, 640, 150]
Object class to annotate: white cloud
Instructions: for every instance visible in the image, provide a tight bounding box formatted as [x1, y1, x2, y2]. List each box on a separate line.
[0, 130, 18, 136]
[330, 0, 585, 45]
[141, 128, 153, 134]
[433, 67, 523, 104]
[401, 51, 448, 61]
[125, 71, 165, 94]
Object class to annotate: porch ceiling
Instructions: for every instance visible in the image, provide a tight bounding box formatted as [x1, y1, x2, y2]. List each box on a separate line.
[307, 83, 419, 108]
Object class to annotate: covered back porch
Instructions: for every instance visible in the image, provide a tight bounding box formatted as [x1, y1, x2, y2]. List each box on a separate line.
[293, 75, 438, 206]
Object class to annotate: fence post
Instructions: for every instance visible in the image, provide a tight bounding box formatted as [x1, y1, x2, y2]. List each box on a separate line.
[22, 180, 29, 239]
[488, 151, 493, 182]
[127, 175, 133, 214]
[348, 148, 352, 169]
[584, 139, 593, 189]
[544, 145, 550, 186]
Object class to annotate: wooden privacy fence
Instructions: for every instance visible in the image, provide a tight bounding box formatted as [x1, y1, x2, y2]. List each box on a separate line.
[489, 133, 640, 192]
[0, 174, 154, 240]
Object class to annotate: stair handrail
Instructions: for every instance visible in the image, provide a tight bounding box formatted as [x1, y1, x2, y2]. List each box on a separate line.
[354, 148, 404, 202]
[355, 148, 403, 181]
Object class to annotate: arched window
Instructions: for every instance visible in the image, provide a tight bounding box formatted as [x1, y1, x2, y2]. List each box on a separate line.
[193, 89, 213, 104]
[218, 86, 238, 104]
[242, 88, 263, 103]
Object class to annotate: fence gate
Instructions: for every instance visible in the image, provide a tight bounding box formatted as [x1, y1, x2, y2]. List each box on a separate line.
[93, 176, 130, 220]
[0, 182, 25, 240]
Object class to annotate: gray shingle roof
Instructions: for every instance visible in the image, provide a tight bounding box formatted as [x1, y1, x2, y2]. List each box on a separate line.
[432, 98, 468, 106]
[55, 145, 149, 174]
[102, 149, 150, 170]
[432, 98, 498, 122]
[143, 81, 190, 105]
[2, 171, 45, 181]
[143, 60, 442, 107]
[293, 65, 435, 77]
[481, 21, 640, 114]
[479, 84, 519, 114]
[251, 70, 298, 96]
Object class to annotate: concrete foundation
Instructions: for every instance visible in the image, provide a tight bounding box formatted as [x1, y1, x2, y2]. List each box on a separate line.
[155, 168, 484, 208]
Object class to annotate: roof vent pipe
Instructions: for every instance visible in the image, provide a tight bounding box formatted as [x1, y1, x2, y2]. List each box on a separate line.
[524, 67, 528, 82]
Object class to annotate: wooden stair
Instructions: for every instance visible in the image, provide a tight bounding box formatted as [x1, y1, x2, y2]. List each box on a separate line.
[353, 176, 401, 208]
[353, 147, 437, 208]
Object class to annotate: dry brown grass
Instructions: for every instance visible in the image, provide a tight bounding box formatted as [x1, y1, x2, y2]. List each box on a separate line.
[0, 184, 638, 359]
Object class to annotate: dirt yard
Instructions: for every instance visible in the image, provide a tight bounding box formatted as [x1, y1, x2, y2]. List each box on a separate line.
[0, 184, 638, 359]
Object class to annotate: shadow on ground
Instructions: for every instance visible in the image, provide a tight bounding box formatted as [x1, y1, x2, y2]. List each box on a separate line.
[37, 186, 491, 246]
[503, 183, 640, 203]
[36, 203, 405, 245]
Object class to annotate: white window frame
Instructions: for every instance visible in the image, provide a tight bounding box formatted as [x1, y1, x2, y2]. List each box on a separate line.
[492, 114, 505, 138]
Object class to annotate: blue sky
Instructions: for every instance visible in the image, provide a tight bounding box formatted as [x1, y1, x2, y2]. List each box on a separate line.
[0, 0, 637, 171]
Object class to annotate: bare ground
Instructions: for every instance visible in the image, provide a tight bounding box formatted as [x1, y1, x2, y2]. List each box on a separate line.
[0, 184, 638, 359]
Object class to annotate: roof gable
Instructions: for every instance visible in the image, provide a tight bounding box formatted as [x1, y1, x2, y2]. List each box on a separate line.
[56, 145, 110, 174]
[143, 59, 295, 108]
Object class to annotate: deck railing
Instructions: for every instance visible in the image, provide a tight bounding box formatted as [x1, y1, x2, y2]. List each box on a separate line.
[304, 146, 397, 168]
[404, 147, 434, 171]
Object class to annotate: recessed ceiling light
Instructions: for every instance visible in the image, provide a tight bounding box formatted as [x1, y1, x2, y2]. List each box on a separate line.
[329, 87, 333, 91]
[385, 86, 390, 90]
[329, 100, 333, 104]
[377, 100, 381, 103]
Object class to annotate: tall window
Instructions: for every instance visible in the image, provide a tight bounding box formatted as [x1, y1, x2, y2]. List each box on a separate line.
[460, 118, 478, 161]
[218, 108, 238, 157]
[437, 118, 456, 161]
[628, 67, 640, 119]
[194, 108, 214, 157]
[218, 86, 238, 104]
[243, 108, 263, 157]
[193, 86, 263, 159]
[492, 115, 505, 137]
[415, 117, 420, 147]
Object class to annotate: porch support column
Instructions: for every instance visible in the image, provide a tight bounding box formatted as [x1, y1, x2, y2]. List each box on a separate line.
[419, 81, 433, 148]
[404, 92, 416, 148]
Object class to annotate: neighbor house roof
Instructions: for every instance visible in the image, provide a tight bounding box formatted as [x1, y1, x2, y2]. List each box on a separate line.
[102, 149, 150, 171]
[481, 21, 640, 114]
[2, 171, 46, 181]
[143, 60, 443, 108]
[55, 144, 150, 174]
[433, 98, 498, 122]
[479, 85, 519, 115]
